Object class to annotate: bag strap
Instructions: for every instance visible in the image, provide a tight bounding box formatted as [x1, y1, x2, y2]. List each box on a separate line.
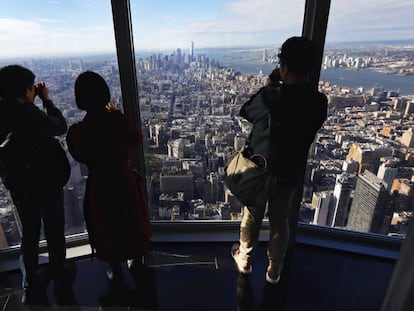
[0, 132, 13, 148]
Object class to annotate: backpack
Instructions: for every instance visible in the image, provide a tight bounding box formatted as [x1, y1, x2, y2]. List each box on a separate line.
[0, 132, 71, 192]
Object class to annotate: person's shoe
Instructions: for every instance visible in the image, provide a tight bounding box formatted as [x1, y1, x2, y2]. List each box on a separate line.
[231, 244, 252, 274]
[106, 264, 123, 281]
[265, 265, 280, 284]
[106, 269, 113, 280]
[127, 258, 146, 276]
[106, 269, 123, 281]
[21, 288, 30, 304]
[127, 259, 134, 270]
[21, 286, 49, 305]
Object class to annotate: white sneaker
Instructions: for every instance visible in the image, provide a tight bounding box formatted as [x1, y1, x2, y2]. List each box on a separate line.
[106, 269, 114, 280]
[127, 259, 134, 269]
[266, 265, 280, 284]
[266, 273, 280, 284]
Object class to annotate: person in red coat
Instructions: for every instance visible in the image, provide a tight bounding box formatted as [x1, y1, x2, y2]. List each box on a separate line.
[66, 71, 152, 280]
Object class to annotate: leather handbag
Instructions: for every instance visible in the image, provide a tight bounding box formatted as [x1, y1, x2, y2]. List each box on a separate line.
[224, 86, 280, 207]
[224, 145, 271, 207]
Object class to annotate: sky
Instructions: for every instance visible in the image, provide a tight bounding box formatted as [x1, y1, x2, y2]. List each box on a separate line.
[0, 0, 414, 59]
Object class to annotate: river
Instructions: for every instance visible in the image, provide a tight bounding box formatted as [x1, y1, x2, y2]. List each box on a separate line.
[203, 49, 414, 96]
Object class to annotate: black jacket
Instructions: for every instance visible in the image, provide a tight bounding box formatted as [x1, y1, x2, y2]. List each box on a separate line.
[268, 83, 327, 185]
[0, 98, 70, 193]
[240, 83, 328, 186]
[0, 99, 67, 140]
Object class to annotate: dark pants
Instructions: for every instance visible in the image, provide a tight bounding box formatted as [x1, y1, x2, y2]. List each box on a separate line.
[11, 189, 66, 290]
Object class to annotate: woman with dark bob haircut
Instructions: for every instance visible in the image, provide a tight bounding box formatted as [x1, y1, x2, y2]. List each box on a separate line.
[74, 71, 111, 111]
[67, 71, 152, 281]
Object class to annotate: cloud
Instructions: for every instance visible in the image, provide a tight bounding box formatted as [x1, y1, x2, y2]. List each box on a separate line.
[177, 0, 302, 34]
[37, 18, 60, 24]
[157, 0, 414, 47]
[151, 0, 304, 49]
[0, 18, 115, 58]
[325, 0, 414, 42]
[0, 19, 45, 36]
[1, 0, 414, 57]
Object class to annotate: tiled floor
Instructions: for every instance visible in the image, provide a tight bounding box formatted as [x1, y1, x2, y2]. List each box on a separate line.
[0, 241, 397, 311]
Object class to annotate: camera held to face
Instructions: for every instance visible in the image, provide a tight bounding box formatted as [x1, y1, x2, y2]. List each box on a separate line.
[268, 68, 282, 87]
[34, 82, 45, 96]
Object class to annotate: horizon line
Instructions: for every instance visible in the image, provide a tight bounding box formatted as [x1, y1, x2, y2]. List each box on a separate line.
[1, 39, 414, 62]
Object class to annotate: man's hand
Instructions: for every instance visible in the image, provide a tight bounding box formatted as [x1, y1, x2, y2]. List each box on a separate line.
[268, 68, 282, 87]
[35, 82, 50, 101]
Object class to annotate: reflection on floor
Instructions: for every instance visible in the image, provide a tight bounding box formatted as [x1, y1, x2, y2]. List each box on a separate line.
[0, 241, 396, 310]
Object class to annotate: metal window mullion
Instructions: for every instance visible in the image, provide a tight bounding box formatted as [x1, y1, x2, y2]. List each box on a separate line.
[110, 0, 146, 176]
[302, 0, 331, 90]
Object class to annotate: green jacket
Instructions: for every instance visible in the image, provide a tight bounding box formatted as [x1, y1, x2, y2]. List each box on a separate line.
[240, 85, 280, 157]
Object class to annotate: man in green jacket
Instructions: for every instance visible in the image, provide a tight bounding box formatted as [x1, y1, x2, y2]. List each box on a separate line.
[232, 37, 328, 284]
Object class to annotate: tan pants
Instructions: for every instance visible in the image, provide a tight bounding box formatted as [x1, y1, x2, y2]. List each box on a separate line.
[239, 185, 302, 277]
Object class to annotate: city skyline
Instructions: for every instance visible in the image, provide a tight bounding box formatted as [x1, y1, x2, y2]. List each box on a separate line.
[0, 40, 414, 247]
[1, 0, 414, 58]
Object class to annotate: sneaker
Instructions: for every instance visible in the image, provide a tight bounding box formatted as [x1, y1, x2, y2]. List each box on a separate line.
[265, 266, 280, 284]
[21, 286, 49, 305]
[106, 269, 114, 280]
[21, 288, 30, 304]
[106, 264, 123, 281]
[231, 244, 252, 274]
[127, 259, 134, 270]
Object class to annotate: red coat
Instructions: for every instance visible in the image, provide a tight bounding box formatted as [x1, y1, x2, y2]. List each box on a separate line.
[66, 109, 151, 262]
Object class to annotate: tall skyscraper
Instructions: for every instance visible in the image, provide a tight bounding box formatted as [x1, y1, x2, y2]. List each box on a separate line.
[330, 173, 355, 227]
[208, 172, 220, 203]
[312, 191, 334, 226]
[346, 170, 391, 234]
[190, 41, 194, 62]
[262, 48, 267, 62]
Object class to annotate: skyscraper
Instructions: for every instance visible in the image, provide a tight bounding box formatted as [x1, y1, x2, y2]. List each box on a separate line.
[160, 171, 194, 200]
[330, 173, 356, 227]
[312, 191, 334, 226]
[346, 170, 391, 234]
[190, 41, 194, 62]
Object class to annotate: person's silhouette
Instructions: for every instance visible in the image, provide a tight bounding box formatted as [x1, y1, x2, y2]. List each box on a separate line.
[0, 64, 71, 305]
[66, 71, 152, 283]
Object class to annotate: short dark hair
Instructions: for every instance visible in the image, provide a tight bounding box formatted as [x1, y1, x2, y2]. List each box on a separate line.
[74, 71, 110, 111]
[278, 36, 315, 75]
[0, 65, 35, 99]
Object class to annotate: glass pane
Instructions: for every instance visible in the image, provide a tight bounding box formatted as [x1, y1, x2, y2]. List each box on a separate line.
[0, 0, 118, 249]
[130, 1, 305, 221]
[310, 0, 414, 237]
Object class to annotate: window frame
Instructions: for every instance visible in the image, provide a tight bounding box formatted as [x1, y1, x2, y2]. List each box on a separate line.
[0, 0, 404, 268]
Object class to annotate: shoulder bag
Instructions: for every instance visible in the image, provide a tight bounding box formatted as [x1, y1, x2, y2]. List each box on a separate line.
[224, 145, 271, 207]
[223, 85, 280, 207]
